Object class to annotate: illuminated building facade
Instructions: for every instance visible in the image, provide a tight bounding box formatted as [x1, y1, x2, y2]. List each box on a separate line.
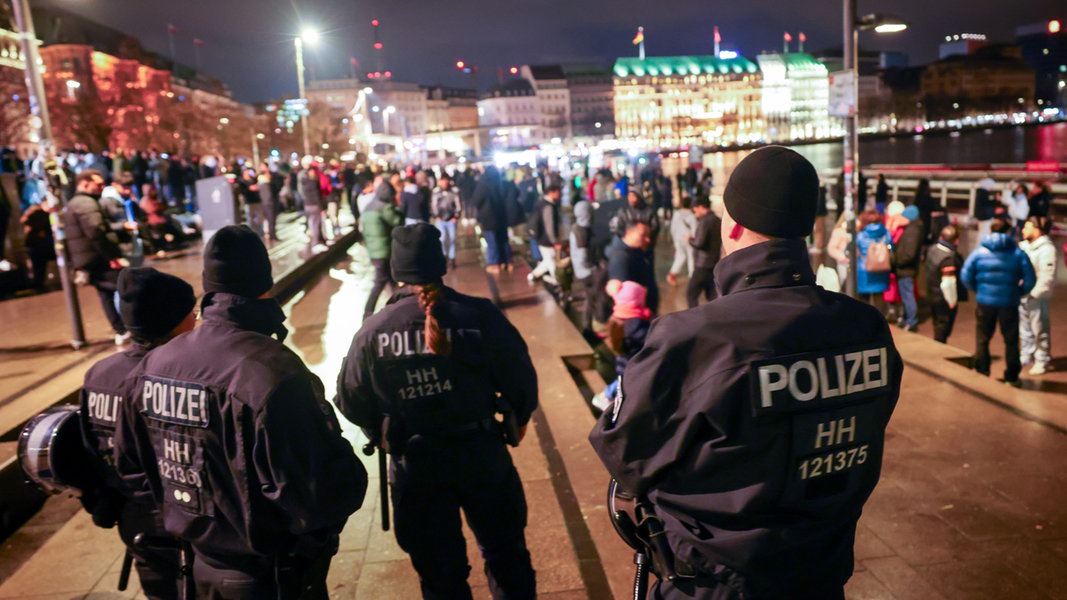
[921, 46, 1035, 120]
[612, 55, 763, 149]
[38, 43, 172, 151]
[756, 53, 833, 141]
[0, 24, 33, 154]
[477, 79, 540, 148]
[519, 65, 572, 141]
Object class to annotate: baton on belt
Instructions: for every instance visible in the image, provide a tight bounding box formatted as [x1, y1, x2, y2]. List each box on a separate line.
[117, 550, 133, 591]
[362, 441, 390, 531]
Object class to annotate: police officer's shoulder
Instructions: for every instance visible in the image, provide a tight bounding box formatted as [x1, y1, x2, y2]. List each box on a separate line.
[84, 347, 147, 385]
[824, 288, 896, 338]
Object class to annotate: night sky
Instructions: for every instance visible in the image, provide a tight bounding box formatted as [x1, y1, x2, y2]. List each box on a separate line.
[33, 0, 1065, 103]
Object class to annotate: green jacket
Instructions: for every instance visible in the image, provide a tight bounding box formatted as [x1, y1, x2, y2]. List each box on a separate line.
[361, 203, 403, 259]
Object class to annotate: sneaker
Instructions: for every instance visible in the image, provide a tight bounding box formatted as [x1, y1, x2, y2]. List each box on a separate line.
[115, 332, 132, 346]
[591, 392, 612, 412]
[1029, 363, 1048, 376]
[527, 272, 538, 284]
[666, 272, 678, 286]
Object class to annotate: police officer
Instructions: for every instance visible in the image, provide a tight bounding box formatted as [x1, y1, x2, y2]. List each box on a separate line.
[590, 147, 903, 599]
[80, 267, 196, 599]
[335, 223, 538, 600]
[115, 225, 367, 599]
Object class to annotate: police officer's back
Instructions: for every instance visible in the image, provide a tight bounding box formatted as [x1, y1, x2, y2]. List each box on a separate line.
[590, 147, 902, 599]
[335, 223, 538, 600]
[116, 225, 367, 600]
[81, 267, 196, 599]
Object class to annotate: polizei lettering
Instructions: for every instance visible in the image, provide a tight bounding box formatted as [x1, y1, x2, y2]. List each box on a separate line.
[376, 328, 452, 359]
[751, 344, 890, 416]
[86, 390, 123, 425]
[140, 376, 210, 427]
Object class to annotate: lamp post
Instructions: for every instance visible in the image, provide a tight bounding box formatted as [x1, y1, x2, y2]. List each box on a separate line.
[11, 0, 87, 349]
[294, 28, 319, 157]
[842, 0, 906, 297]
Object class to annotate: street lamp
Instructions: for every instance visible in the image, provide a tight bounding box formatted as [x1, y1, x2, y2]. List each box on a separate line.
[841, 1, 906, 297]
[11, 0, 87, 348]
[294, 27, 319, 157]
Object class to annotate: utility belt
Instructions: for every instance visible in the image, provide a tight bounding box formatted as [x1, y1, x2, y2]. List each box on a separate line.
[194, 535, 337, 599]
[381, 403, 520, 456]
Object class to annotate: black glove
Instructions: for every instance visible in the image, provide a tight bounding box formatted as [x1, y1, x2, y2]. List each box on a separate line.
[80, 485, 124, 529]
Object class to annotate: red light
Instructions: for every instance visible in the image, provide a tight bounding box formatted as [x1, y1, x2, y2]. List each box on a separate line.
[509, 67, 518, 74]
[374, 71, 381, 78]
[1050, 20, 1061, 34]
[371, 19, 379, 27]
[384, 71, 392, 78]
[456, 60, 465, 69]
[374, 42, 383, 49]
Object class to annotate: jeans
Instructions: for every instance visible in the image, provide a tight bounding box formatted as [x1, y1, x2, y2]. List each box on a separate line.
[305, 206, 324, 247]
[435, 219, 457, 260]
[974, 303, 1021, 381]
[482, 229, 510, 267]
[92, 270, 126, 334]
[929, 298, 958, 344]
[529, 239, 542, 262]
[1020, 296, 1051, 367]
[897, 276, 917, 328]
[686, 266, 716, 308]
[364, 258, 393, 320]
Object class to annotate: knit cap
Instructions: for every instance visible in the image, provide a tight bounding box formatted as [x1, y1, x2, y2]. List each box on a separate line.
[723, 146, 819, 238]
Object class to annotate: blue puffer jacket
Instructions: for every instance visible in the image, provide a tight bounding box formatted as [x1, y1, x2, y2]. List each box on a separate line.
[855, 223, 891, 294]
[960, 232, 1036, 308]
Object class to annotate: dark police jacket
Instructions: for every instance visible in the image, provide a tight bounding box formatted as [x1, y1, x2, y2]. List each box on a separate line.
[334, 286, 537, 450]
[80, 345, 156, 526]
[115, 293, 367, 563]
[590, 239, 902, 597]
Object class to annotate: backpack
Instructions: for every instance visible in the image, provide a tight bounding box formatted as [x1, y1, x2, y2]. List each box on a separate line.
[865, 239, 892, 273]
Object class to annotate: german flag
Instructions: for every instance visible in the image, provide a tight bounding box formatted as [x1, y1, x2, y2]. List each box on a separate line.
[632, 27, 644, 45]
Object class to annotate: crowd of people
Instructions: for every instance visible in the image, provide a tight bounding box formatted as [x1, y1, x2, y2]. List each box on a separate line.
[5, 134, 1064, 599]
[826, 176, 1060, 385]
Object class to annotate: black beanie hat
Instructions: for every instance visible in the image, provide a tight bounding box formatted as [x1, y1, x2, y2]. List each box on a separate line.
[118, 267, 196, 341]
[723, 146, 819, 238]
[202, 225, 274, 297]
[391, 223, 447, 285]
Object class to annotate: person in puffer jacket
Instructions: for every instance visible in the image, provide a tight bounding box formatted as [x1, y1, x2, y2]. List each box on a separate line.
[960, 217, 1036, 386]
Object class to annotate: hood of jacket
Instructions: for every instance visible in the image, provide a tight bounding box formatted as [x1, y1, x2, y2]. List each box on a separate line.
[980, 232, 1016, 252]
[861, 222, 888, 238]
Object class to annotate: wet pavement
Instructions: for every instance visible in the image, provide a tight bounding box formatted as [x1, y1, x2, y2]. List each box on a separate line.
[2, 222, 1067, 598]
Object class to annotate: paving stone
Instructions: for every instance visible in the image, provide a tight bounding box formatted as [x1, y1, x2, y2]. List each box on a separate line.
[352, 560, 420, 600]
[864, 556, 947, 600]
[844, 568, 895, 599]
[918, 559, 1051, 600]
[326, 550, 365, 598]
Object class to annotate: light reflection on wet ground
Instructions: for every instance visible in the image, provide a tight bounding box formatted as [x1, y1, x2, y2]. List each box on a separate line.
[282, 242, 378, 448]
